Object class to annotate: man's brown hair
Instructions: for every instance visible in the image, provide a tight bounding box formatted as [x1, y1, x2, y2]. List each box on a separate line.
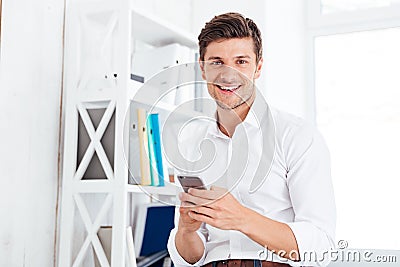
[198, 12, 263, 63]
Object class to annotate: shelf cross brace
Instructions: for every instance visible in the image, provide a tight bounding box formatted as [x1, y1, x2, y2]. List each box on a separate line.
[72, 193, 113, 267]
[75, 100, 116, 180]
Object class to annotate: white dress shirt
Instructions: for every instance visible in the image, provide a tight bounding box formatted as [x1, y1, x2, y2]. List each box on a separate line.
[166, 96, 336, 267]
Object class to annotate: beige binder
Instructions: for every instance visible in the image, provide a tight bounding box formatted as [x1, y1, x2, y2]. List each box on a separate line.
[137, 108, 151, 185]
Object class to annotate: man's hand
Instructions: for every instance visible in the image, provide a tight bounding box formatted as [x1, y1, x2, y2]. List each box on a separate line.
[179, 186, 249, 231]
[174, 196, 206, 264]
[177, 199, 203, 233]
[178, 186, 300, 261]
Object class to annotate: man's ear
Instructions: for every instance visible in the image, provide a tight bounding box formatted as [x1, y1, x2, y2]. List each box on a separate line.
[199, 59, 206, 80]
[254, 57, 263, 79]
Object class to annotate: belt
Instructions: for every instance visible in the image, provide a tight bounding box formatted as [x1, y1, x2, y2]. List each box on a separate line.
[202, 259, 290, 267]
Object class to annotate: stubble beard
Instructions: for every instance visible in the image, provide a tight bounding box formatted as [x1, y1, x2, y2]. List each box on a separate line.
[213, 83, 256, 111]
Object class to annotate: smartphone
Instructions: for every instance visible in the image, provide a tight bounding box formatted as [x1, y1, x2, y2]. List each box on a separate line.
[177, 175, 207, 193]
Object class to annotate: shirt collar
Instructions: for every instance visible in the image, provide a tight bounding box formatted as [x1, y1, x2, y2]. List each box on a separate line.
[242, 104, 260, 129]
[207, 95, 266, 139]
[207, 117, 230, 140]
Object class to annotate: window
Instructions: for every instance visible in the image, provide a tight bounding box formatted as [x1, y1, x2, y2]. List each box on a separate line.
[321, 0, 400, 14]
[314, 28, 400, 249]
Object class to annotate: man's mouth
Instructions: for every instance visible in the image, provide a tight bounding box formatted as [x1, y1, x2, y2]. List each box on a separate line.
[215, 84, 241, 93]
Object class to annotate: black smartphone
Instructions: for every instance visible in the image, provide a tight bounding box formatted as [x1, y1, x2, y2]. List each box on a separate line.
[177, 175, 207, 193]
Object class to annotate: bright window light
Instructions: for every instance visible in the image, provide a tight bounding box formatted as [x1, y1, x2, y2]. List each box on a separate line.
[315, 27, 400, 249]
[321, 0, 400, 14]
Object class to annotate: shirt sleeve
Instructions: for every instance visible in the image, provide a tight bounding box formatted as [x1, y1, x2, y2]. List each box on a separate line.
[167, 201, 209, 266]
[284, 124, 336, 267]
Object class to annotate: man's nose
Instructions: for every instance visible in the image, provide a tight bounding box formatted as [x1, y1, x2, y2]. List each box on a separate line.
[218, 65, 239, 83]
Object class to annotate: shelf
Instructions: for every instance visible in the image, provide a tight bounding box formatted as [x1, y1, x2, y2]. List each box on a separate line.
[131, 8, 198, 49]
[128, 183, 179, 196]
[75, 2, 198, 49]
[128, 80, 205, 118]
[137, 250, 169, 267]
[72, 180, 179, 196]
[60, 3, 194, 266]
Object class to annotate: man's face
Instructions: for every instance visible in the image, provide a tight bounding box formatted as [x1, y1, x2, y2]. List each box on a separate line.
[200, 37, 263, 110]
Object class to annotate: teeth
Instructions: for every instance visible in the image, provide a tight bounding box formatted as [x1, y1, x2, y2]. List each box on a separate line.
[219, 86, 239, 91]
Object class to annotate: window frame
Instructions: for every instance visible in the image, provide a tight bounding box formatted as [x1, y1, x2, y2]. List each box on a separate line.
[305, 0, 400, 249]
[305, 0, 400, 122]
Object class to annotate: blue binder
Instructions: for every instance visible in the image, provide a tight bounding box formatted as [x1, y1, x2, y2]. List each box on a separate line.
[135, 205, 175, 257]
[147, 114, 165, 186]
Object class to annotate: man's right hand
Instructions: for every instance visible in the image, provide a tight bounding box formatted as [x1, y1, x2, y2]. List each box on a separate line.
[174, 194, 205, 264]
[178, 200, 203, 233]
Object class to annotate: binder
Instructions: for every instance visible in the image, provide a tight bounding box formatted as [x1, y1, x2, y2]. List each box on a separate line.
[94, 226, 137, 267]
[128, 104, 141, 184]
[137, 108, 151, 185]
[147, 114, 165, 186]
[146, 115, 158, 186]
[134, 204, 175, 257]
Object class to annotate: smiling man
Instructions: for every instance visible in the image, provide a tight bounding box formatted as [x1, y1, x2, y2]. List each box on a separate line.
[167, 13, 336, 267]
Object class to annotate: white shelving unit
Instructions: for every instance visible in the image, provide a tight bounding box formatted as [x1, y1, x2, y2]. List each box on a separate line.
[58, 1, 198, 266]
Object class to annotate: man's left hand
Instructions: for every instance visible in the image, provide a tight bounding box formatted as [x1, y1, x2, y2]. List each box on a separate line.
[178, 186, 249, 231]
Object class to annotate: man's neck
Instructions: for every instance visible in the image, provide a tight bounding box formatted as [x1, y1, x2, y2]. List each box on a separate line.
[217, 95, 255, 138]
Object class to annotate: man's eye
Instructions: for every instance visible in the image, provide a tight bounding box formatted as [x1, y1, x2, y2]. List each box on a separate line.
[237, 60, 248, 64]
[211, 61, 223, 65]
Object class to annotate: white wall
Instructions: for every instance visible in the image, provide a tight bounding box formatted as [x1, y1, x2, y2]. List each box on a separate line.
[190, 0, 267, 42]
[263, 0, 309, 120]
[0, 0, 64, 266]
[132, 0, 193, 33]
